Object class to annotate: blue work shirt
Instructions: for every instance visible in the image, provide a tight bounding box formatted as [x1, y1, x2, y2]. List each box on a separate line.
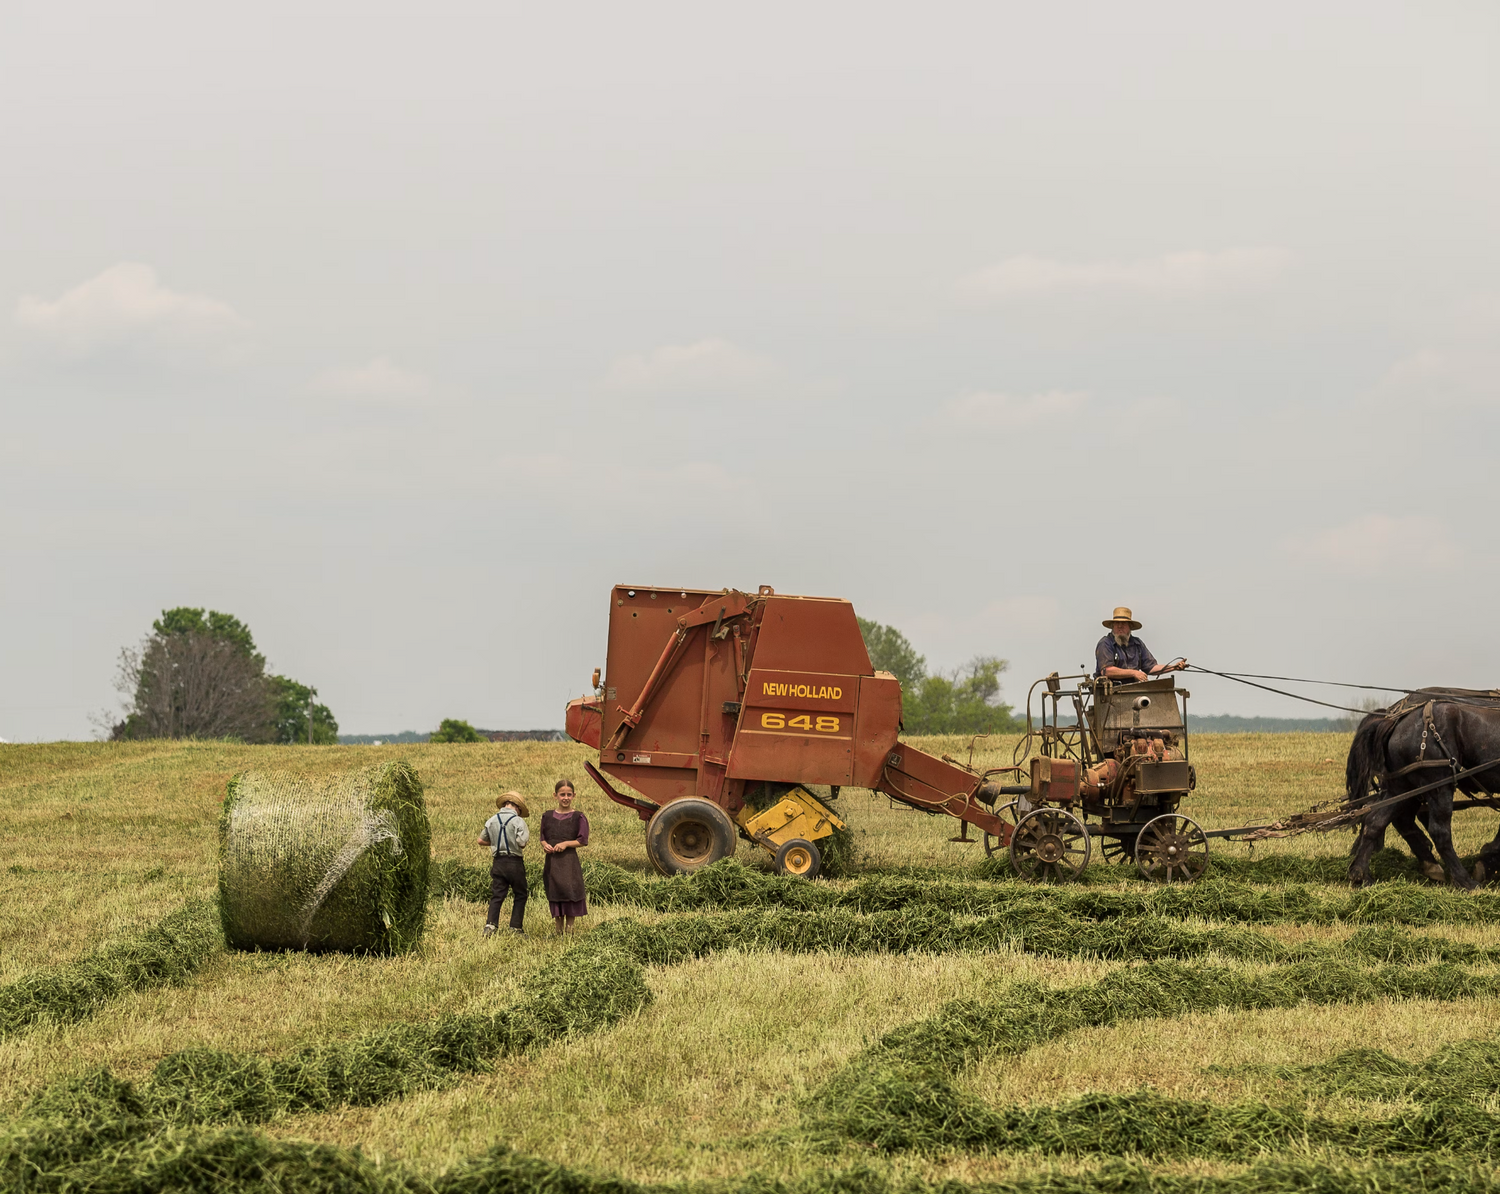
[1095, 634, 1158, 678]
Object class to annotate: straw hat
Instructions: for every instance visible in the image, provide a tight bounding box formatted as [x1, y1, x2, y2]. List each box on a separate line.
[496, 791, 530, 817]
[1102, 606, 1142, 631]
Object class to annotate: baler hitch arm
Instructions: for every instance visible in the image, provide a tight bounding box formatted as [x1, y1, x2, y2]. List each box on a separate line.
[604, 591, 758, 752]
[605, 627, 689, 751]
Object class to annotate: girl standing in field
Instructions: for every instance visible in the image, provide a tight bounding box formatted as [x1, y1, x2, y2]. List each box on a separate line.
[540, 778, 589, 934]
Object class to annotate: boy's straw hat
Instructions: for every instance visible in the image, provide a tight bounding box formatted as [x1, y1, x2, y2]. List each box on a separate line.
[496, 791, 530, 817]
[1102, 606, 1143, 630]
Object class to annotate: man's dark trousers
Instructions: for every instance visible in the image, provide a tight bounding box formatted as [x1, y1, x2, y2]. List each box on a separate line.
[488, 855, 528, 931]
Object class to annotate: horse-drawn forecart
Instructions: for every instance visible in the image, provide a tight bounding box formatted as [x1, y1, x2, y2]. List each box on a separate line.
[564, 585, 1500, 886]
[976, 671, 1217, 883]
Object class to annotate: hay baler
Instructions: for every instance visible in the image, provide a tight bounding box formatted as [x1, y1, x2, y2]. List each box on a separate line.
[564, 585, 1019, 878]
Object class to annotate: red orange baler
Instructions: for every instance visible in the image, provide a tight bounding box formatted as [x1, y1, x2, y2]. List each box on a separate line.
[565, 585, 1013, 876]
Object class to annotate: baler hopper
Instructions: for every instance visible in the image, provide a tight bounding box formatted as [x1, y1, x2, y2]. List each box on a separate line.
[564, 585, 1019, 878]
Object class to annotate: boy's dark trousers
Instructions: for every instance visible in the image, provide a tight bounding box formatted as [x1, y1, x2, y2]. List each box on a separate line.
[487, 855, 528, 931]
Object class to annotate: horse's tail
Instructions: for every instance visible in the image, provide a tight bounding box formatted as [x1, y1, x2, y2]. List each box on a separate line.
[1346, 712, 1395, 806]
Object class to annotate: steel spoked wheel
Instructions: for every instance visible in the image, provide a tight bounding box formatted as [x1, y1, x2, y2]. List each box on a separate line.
[1010, 808, 1091, 882]
[1135, 814, 1209, 883]
[1099, 834, 1138, 865]
[982, 801, 1021, 858]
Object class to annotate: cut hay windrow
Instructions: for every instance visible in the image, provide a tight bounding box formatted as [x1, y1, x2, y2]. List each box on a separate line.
[0, 899, 223, 1039]
[814, 1080, 1500, 1159]
[973, 845, 1432, 887]
[588, 906, 1500, 969]
[808, 958, 1500, 1152]
[1215, 1036, 1500, 1106]
[14, 941, 648, 1133]
[219, 762, 431, 955]
[430, 856, 1500, 929]
[878, 958, 1500, 1072]
[12, 905, 1494, 1153]
[6, 1129, 1500, 1194]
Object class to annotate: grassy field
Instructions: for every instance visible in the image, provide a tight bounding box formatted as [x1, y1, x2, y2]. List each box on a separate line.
[2, 734, 1499, 1192]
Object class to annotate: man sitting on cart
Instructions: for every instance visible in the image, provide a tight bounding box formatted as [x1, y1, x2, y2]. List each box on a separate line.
[1095, 607, 1187, 683]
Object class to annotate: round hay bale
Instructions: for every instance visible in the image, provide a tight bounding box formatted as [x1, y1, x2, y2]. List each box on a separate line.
[218, 762, 430, 954]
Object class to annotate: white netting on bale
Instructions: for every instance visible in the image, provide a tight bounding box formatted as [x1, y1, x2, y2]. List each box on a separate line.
[218, 761, 430, 954]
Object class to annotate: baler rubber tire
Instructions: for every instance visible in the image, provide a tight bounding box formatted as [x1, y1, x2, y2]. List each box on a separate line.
[645, 798, 738, 876]
[774, 838, 821, 879]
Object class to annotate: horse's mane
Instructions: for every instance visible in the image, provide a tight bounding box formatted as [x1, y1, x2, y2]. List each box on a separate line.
[1345, 712, 1403, 807]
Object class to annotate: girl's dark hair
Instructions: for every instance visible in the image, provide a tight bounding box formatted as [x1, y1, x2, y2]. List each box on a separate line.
[554, 778, 575, 794]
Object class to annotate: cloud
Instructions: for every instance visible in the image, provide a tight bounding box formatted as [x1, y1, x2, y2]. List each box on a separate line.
[606, 338, 777, 395]
[310, 357, 437, 406]
[966, 248, 1292, 298]
[907, 593, 1064, 678]
[15, 263, 249, 363]
[1370, 301, 1500, 408]
[503, 450, 740, 496]
[943, 389, 1086, 429]
[1284, 514, 1459, 576]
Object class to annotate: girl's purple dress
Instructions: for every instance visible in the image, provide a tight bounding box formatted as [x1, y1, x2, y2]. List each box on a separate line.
[541, 809, 589, 918]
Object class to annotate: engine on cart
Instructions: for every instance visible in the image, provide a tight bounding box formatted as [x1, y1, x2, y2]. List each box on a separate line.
[992, 674, 1211, 883]
[1080, 730, 1195, 801]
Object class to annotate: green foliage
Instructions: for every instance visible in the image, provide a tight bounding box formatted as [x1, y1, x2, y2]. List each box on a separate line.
[430, 718, 484, 744]
[115, 607, 337, 744]
[267, 675, 339, 744]
[902, 654, 1018, 735]
[856, 619, 1018, 734]
[856, 617, 926, 693]
[0, 900, 223, 1038]
[152, 608, 261, 659]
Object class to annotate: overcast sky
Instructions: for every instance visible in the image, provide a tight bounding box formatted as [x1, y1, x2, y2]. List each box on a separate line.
[3, 2, 1498, 740]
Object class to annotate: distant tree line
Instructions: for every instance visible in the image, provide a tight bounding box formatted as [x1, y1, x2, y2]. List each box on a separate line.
[109, 608, 336, 743]
[856, 617, 1020, 735]
[1191, 714, 1352, 734]
[430, 718, 484, 743]
[337, 726, 568, 744]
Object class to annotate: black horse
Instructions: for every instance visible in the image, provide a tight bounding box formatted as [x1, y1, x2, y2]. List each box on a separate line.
[1346, 693, 1500, 889]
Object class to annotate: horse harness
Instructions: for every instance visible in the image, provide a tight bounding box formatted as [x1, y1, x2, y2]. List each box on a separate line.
[1368, 691, 1500, 812]
[1241, 690, 1500, 841]
[1383, 700, 1459, 785]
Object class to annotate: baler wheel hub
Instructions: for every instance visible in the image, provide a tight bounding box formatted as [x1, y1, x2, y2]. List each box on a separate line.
[668, 822, 713, 864]
[774, 837, 822, 879]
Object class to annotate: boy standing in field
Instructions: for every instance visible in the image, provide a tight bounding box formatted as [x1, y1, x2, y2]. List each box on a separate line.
[478, 791, 530, 936]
